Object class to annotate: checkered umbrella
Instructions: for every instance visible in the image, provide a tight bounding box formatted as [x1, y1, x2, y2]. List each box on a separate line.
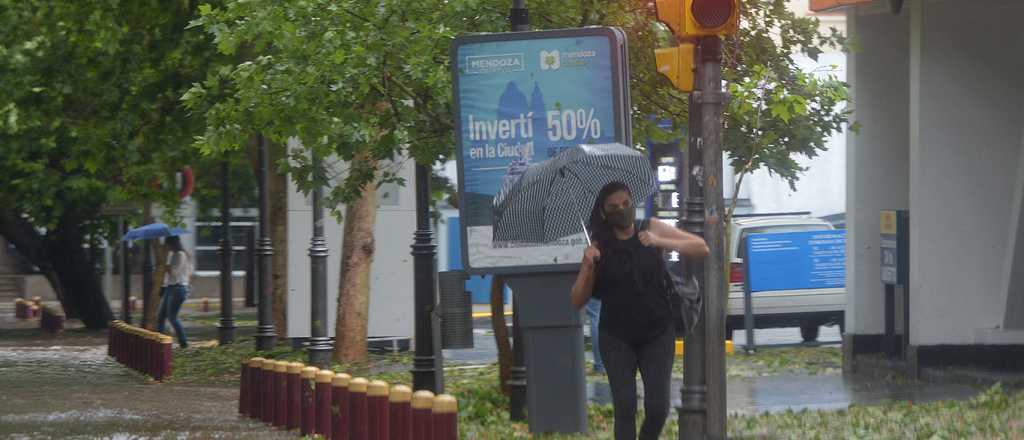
[492, 143, 657, 244]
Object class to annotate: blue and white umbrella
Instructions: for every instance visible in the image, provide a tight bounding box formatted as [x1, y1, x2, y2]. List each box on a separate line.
[492, 143, 657, 244]
[121, 223, 190, 241]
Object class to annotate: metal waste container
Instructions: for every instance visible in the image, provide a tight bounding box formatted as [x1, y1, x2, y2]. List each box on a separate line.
[438, 271, 473, 349]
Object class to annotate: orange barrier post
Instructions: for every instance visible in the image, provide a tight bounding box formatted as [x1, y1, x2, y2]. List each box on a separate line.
[239, 359, 250, 416]
[316, 370, 335, 438]
[300, 366, 319, 436]
[108, 320, 121, 357]
[348, 378, 369, 440]
[201, 297, 210, 312]
[249, 358, 266, 420]
[261, 360, 276, 424]
[367, 380, 390, 440]
[274, 361, 289, 428]
[411, 390, 434, 440]
[287, 362, 304, 430]
[332, 373, 352, 440]
[431, 395, 457, 440]
[388, 385, 413, 440]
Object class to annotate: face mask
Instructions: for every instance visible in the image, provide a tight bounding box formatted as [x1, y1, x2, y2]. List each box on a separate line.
[604, 205, 636, 228]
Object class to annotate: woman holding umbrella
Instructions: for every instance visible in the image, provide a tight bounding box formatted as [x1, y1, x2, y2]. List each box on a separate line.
[570, 181, 708, 440]
[157, 235, 192, 348]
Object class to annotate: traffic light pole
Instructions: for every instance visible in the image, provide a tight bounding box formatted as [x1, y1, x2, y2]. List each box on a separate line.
[678, 39, 708, 440]
[678, 35, 728, 440]
[699, 36, 727, 440]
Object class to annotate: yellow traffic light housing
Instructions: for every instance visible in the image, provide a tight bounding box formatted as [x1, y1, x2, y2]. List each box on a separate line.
[684, 0, 739, 36]
[654, 43, 695, 92]
[655, 0, 686, 37]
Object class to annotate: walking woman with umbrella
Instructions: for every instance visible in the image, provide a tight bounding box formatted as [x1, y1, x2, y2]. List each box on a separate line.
[157, 235, 192, 348]
[123, 223, 191, 348]
[570, 181, 708, 440]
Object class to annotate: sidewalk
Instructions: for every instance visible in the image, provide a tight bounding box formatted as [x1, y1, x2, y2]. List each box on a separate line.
[0, 316, 289, 439]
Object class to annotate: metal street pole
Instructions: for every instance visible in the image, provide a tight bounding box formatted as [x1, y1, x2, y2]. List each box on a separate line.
[120, 217, 132, 324]
[245, 227, 257, 307]
[255, 134, 278, 350]
[506, 0, 530, 421]
[699, 36, 727, 439]
[142, 239, 153, 328]
[218, 159, 236, 345]
[678, 39, 707, 440]
[307, 154, 333, 368]
[411, 163, 443, 393]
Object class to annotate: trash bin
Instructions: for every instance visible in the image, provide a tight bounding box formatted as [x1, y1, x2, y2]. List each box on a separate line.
[437, 271, 473, 349]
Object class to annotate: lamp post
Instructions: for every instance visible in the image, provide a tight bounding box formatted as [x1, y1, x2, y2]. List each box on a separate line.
[307, 154, 332, 368]
[411, 163, 443, 393]
[255, 134, 278, 350]
[218, 159, 236, 345]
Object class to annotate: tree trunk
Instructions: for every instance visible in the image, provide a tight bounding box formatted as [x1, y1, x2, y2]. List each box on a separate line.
[334, 173, 378, 363]
[148, 241, 168, 330]
[247, 137, 289, 336]
[490, 276, 512, 396]
[141, 204, 160, 330]
[46, 210, 114, 329]
[0, 215, 72, 316]
[269, 143, 289, 338]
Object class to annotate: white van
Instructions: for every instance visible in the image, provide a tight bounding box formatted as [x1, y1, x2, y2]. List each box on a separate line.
[727, 214, 845, 342]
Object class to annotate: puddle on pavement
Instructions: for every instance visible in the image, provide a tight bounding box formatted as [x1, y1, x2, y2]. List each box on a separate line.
[0, 342, 292, 439]
[587, 373, 982, 415]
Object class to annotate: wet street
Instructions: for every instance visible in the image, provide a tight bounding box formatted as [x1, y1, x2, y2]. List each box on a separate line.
[0, 319, 290, 440]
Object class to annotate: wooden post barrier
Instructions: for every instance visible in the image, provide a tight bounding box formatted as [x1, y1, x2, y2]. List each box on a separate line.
[261, 360, 276, 425]
[287, 362, 304, 430]
[348, 378, 369, 440]
[275, 361, 289, 428]
[300, 366, 319, 436]
[367, 380, 390, 440]
[332, 373, 352, 440]
[316, 370, 335, 438]
[431, 395, 457, 440]
[411, 390, 434, 440]
[249, 358, 266, 420]
[389, 385, 413, 440]
[239, 359, 250, 416]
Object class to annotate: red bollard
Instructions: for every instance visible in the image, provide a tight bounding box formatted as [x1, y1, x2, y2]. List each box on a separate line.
[114, 324, 124, 364]
[349, 378, 370, 440]
[316, 370, 335, 438]
[261, 360, 277, 425]
[274, 361, 289, 428]
[431, 395, 457, 440]
[411, 390, 434, 440]
[141, 331, 153, 377]
[201, 297, 210, 312]
[300, 367, 319, 436]
[107, 320, 120, 357]
[249, 358, 266, 420]
[239, 359, 249, 416]
[389, 385, 412, 440]
[157, 335, 172, 380]
[367, 380, 390, 440]
[287, 362, 304, 430]
[331, 373, 352, 440]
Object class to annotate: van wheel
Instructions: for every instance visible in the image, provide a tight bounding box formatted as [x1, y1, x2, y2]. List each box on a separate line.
[800, 323, 819, 342]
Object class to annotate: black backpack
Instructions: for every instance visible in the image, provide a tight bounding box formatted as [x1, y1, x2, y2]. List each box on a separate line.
[640, 219, 704, 337]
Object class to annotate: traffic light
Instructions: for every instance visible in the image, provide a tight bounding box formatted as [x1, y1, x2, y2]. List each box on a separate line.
[685, 0, 739, 36]
[655, 0, 740, 38]
[654, 43, 695, 92]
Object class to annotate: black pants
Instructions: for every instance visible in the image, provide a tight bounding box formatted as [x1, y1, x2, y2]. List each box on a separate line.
[599, 326, 675, 440]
